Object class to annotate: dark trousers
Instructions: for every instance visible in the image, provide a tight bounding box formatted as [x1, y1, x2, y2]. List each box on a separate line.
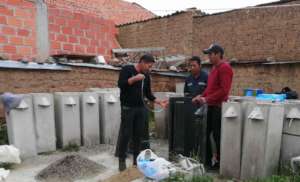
[206, 105, 222, 165]
[115, 106, 148, 159]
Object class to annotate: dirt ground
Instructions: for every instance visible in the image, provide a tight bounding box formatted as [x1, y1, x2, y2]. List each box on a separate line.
[5, 139, 169, 182]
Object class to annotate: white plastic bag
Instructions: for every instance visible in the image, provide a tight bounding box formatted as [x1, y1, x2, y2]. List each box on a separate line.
[0, 145, 21, 164]
[137, 149, 175, 181]
[0, 168, 10, 181]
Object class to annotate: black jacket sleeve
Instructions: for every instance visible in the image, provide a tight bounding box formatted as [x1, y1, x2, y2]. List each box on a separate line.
[118, 66, 131, 89]
[144, 75, 156, 101]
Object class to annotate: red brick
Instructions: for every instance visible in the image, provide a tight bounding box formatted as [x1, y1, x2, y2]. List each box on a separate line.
[67, 19, 79, 28]
[97, 47, 105, 54]
[75, 45, 85, 53]
[62, 27, 73, 35]
[49, 33, 55, 40]
[0, 35, 7, 43]
[63, 43, 74, 51]
[80, 37, 89, 45]
[55, 17, 66, 26]
[2, 26, 16, 35]
[21, 0, 35, 8]
[86, 31, 96, 39]
[18, 29, 30, 37]
[0, 6, 13, 16]
[9, 36, 23, 45]
[48, 16, 55, 24]
[48, 8, 60, 16]
[10, 54, 23, 60]
[0, 15, 7, 24]
[90, 39, 99, 47]
[7, 17, 23, 27]
[23, 19, 35, 28]
[87, 46, 96, 54]
[50, 41, 61, 50]
[18, 46, 32, 55]
[74, 29, 84, 36]
[3, 45, 17, 54]
[6, 0, 23, 6]
[56, 34, 67, 42]
[68, 36, 78, 43]
[23, 38, 35, 46]
[14, 8, 30, 17]
[80, 22, 89, 29]
[74, 13, 84, 20]
[48, 24, 60, 33]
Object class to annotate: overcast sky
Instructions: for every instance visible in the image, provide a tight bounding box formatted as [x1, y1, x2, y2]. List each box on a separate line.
[124, 0, 276, 15]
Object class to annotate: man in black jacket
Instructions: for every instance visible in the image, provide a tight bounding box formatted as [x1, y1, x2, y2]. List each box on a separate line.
[115, 54, 167, 171]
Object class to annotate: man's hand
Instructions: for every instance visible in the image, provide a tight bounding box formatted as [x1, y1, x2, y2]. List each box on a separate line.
[134, 74, 145, 81]
[128, 74, 145, 85]
[192, 95, 206, 105]
[154, 99, 169, 109]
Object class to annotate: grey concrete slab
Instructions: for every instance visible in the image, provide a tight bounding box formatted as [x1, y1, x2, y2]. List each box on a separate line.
[175, 83, 185, 93]
[5, 95, 37, 158]
[154, 92, 184, 139]
[54, 92, 81, 148]
[220, 102, 243, 179]
[80, 92, 100, 146]
[280, 102, 300, 164]
[281, 134, 300, 166]
[95, 90, 121, 145]
[32, 93, 56, 153]
[241, 102, 284, 180]
[36, 0, 49, 61]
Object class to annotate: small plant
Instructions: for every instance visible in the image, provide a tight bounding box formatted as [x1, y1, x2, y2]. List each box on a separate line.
[62, 143, 79, 152]
[0, 122, 9, 145]
[0, 163, 15, 170]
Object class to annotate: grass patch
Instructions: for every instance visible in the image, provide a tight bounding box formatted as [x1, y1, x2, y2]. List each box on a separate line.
[246, 175, 300, 182]
[62, 143, 80, 152]
[163, 173, 213, 182]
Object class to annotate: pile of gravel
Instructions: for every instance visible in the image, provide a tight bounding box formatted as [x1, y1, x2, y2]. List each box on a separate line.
[36, 154, 106, 182]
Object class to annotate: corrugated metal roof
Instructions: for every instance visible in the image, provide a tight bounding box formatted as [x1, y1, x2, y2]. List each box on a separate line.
[0, 60, 71, 71]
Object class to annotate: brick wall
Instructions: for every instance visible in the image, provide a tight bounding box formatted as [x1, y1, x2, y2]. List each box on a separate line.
[117, 11, 196, 56]
[0, 0, 120, 61]
[0, 66, 184, 117]
[45, 0, 155, 25]
[230, 63, 300, 96]
[47, 3, 119, 60]
[118, 2, 300, 61]
[193, 4, 300, 61]
[0, 0, 37, 60]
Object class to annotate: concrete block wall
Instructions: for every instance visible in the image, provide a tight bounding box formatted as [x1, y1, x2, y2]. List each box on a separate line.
[0, 0, 37, 60]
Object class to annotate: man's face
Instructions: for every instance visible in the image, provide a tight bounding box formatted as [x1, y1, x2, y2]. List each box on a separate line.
[140, 62, 153, 73]
[189, 61, 201, 76]
[208, 52, 219, 64]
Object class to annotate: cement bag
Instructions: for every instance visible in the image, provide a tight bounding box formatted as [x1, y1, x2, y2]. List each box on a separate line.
[137, 149, 175, 181]
[0, 168, 9, 181]
[178, 154, 205, 178]
[0, 145, 21, 164]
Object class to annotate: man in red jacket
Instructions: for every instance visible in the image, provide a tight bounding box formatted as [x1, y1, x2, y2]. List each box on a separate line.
[192, 43, 233, 169]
